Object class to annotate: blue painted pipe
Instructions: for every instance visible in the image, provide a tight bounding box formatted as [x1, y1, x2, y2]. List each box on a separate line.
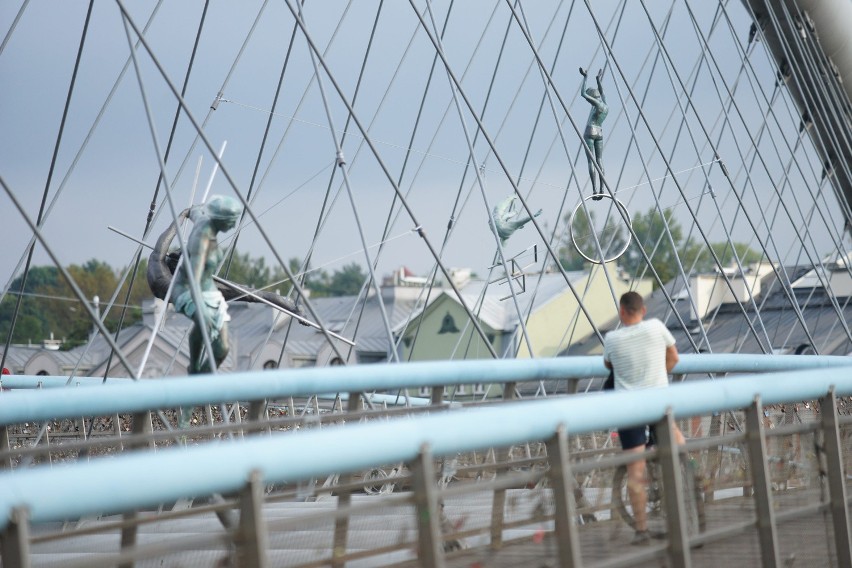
[0, 364, 851, 529]
[0, 354, 849, 426]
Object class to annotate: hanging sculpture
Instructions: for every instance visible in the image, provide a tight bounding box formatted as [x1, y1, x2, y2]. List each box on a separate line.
[147, 197, 305, 373]
[579, 67, 608, 200]
[491, 195, 542, 245]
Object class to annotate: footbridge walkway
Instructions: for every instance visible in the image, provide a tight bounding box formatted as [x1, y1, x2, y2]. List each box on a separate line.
[1, 354, 852, 567]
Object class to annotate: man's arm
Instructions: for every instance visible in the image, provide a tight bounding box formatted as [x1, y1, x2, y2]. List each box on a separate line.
[604, 359, 612, 370]
[665, 345, 679, 373]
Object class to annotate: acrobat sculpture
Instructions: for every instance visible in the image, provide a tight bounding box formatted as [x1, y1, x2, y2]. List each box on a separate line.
[580, 67, 608, 200]
[492, 195, 541, 244]
[170, 195, 242, 375]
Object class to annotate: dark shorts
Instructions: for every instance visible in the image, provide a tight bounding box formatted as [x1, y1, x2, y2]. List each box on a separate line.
[618, 425, 648, 450]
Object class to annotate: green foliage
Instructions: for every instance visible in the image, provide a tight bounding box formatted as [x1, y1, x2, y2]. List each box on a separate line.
[306, 262, 367, 298]
[0, 252, 369, 346]
[558, 205, 766, 288]
[558, 207, 626, 270]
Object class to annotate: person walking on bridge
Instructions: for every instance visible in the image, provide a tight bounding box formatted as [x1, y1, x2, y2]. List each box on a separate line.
[603, 291, 684, 544]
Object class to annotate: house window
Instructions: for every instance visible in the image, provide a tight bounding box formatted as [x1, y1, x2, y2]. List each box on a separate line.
[456, 384, 467, 396]
[263, 360, 278, 370]
[473, 383, 485, 395]
[439, 312, 459, 334]
[419, 386, 431, 397]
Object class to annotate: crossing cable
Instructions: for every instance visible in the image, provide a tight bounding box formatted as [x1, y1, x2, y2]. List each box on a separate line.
[510, 0, 710, 352]
[279, 0, 500, 358]
[299, 3, 400, 362]
[502, 1, 701, 349]
[410, 0, 645, 346]
[397, 1, 506, 361]
[679, 13, 846, 353]
[0, 1, 95, 375]
[747, 5, 852, 230]
[680, 0, 852, 347]
[0, 0, 29, 57]
[635, 3, 778, 350]
[121, 14, 224, 377]
[635, 3, 782, 353]
[116, 1, 350, 366]
[397, 1, 623, 356]
[103, 0, 212, 381]
[779, 0, 852, 176]
[632, 9, 747, 342]
[221, 0, 304, 280]
[0, 176, 139, 379]
[686, 0, 852, 330]
[781, 3, 852, 235]
[592, 6, 729, 351]
[750, 1, 852, 217]
[0, 1, 165, 310]
[716, 6, 852, 293]
[422, 1, 536, 358]
[617, 0, 815, 352]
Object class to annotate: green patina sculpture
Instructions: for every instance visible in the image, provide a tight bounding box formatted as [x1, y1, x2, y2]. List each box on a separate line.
[492, 195, 541, 245]
[172, 195, 243, 375]
[580, 67, 608, 200]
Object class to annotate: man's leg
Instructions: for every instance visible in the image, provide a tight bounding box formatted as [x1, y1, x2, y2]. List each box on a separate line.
[625, 446, 648, 531]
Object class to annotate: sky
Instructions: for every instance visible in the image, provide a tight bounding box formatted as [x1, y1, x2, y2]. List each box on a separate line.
[0, 0, 842, 307]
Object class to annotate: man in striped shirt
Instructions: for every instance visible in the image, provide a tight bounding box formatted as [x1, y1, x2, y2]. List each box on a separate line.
[603, 291, 684, 544]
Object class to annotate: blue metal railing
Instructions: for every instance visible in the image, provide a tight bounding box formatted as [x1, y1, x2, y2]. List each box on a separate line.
[0, 355, 851, 530]
[0, 353, 849, 426]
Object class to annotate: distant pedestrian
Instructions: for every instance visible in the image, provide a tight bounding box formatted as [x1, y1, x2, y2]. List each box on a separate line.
[603, 291, 684, 544]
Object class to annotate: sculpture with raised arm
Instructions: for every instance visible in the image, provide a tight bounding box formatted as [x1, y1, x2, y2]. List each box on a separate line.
[492, 195, 542, 245]
[580, 67, 608, 200]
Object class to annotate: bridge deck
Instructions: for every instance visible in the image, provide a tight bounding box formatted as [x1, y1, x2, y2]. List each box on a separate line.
[24, 484, 839, 567]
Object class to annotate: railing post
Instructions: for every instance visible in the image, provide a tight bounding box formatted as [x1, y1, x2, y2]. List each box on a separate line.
[236, 470, 268, 568]
[1, 507, 31, 568]
[332, 393, 362, 567]
[744, 397, 780, 567]
[489, 382, 516, 549]
[119, 411, 154, 568]
[248, 399, 268, 436]
[410, 443, 445, 568]
[820, 388, 852, 566]
[656, 410, 691, 568]
[545, 424, 581, 567]
[430, 386, 444, 406]
[1, 425, 11, 470]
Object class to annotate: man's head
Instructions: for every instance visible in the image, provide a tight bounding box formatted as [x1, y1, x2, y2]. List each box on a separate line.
[618, 291, 646, 324]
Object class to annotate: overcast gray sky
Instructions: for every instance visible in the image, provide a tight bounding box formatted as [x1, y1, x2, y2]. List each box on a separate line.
[0, 1, 837, 304]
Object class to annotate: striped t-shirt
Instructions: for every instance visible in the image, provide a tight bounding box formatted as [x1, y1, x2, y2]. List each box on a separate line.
[603, 318, 675, 391]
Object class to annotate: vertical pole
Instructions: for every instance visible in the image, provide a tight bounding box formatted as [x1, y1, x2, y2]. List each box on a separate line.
[119, 411, 154, 568]
[744, 397, 780, 567]
[430, 386, 444, 406]
[1, 425, 11, 470]
[656, 411, 691, 568]
[820, 388, 852, 566]
[545, 425, 582, 567]
[248, 399, 268, 435]
[236, 470, 268, 568]
[490, 382, 516, 549]
[332, 393, 362, 567]
[410, 444, 445, 568]
[1, 507, 31, 568]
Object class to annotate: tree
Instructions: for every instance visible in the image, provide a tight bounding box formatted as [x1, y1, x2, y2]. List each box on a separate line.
[308, 263, 367, 297]
[621, 207, 684, 287]
[558, 207, 626, 270]
[681, 240, 764, 274]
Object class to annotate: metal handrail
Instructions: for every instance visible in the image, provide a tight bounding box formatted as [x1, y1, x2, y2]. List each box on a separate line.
[0, 362, 851, 530]
[0, 353, 849, 426]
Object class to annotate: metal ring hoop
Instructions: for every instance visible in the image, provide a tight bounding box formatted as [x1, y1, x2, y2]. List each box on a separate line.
[569, 194, 632, 265]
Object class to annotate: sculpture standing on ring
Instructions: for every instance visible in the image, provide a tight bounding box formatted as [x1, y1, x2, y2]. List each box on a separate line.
[146, 196, 304, 374]
[579, 67, 608, 200]
[491, 195, 542, 245]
